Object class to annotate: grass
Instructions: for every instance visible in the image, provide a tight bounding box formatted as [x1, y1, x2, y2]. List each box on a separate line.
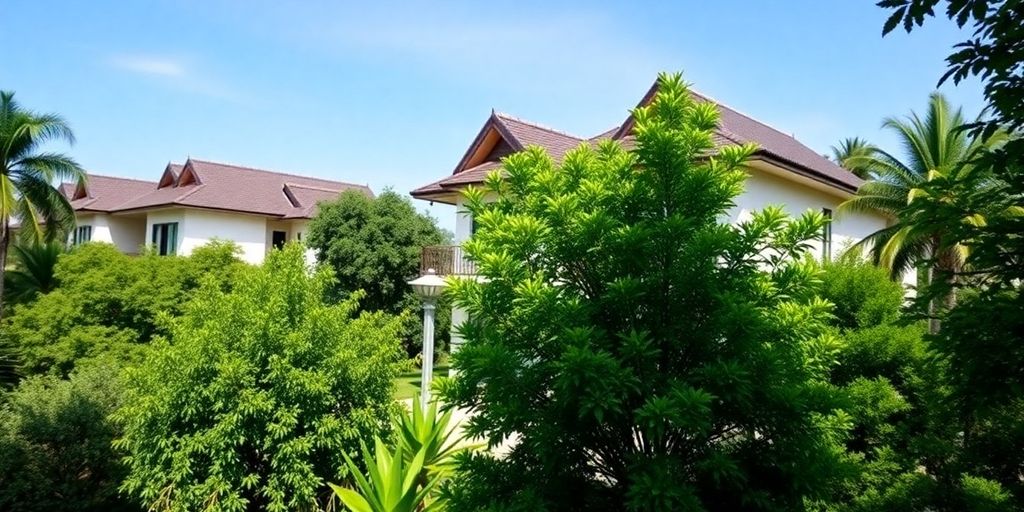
[393, 365, 449, 400]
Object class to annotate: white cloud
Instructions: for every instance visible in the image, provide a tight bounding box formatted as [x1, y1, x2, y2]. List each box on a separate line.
[105, 53, 248, 104]
[108, 54, 186, 77]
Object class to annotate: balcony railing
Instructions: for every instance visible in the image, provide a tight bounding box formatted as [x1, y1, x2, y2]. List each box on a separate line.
[420, 245, 477, 276]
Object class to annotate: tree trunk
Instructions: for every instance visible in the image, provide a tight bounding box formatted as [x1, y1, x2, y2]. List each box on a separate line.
[0, 217, 9, 321]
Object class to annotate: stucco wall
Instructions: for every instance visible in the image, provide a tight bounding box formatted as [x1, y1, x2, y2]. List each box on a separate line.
[74, 213, 147, 253]
[729, 166, 886, 259]
[145, 209, 185, 254]
[179, 209, 268, 264]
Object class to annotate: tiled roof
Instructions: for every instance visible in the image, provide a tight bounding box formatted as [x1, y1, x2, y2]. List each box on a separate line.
[492, 112, 584, 161]
[411, 79, 863, 202]
[66, 175, 160, 212]
[65, 159, 371, 219]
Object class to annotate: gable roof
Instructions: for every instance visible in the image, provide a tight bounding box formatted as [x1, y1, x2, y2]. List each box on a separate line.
[411, 79, 863, 203]
[610, 83, 863, 193]
[66, 174, 160, 213]
[65, 159, 372, 219]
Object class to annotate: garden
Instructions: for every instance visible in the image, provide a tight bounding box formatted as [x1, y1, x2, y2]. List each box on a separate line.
[2, 1, 1023, 510]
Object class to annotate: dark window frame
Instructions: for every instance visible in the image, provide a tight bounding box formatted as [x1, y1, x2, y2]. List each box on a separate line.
[152, 222, 178, 256]
[821, 208, 833, 261]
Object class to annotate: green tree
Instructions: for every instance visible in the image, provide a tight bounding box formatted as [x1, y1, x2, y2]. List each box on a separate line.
[1, 241, 246, 377]
[441, 73, 850, 511]
[3, 241, 64, 306]
[307, 189, 452, 358]
[115, 243, 405, 512]
[0, 91, 85, 318]
[830, 137, 878, 179]
[838, 93, 999, 331]
[0, 360, 138, 512]
[875, 2, 1024, 506]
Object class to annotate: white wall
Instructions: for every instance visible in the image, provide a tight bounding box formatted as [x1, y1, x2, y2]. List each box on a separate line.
[729, 165, 887, 260]
[179, 209, 268, 264]
[144, 209, 185, 255]
[74, 213, 147, 254]
[107, 215, 147, 254]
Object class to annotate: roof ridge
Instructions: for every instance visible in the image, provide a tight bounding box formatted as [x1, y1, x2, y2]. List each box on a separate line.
[284, 182, 345, 193]
[492, 111, 584, 141]
[77, 173, 159, 185]
[690, 90, 798, 142]
[187, 158, 369, 189]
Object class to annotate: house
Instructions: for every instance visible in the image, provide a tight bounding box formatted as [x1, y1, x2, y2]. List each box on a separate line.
[410, 78, 906, 352]
[64, 158, 372, 263]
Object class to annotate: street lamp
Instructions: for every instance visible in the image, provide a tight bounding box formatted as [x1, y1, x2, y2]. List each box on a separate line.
[408, 268, 446, 409]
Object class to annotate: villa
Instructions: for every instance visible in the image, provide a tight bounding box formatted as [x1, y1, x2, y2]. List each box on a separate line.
[63, 158, 372, 264]
[410, 78, 906, 351]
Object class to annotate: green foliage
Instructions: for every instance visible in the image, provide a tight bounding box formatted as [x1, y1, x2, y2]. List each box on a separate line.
[3, 241, 64, 306]
[115, 243, 405, 512]
[332, 438, 441, 512]
[0, 90, 86, 316]
[1, 240, 246, 377]
[820, 257, 904, 330]
[395, 400, 465, 476]
[333, 400, 466, 512]
[307, 190, 452, 359]
[0, 360, 137, 512]
[829, 137, 877, 179]
[441, 73, 850, 510]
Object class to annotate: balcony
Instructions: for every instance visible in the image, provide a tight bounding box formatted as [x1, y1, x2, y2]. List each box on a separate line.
[420, 245, 477, 276]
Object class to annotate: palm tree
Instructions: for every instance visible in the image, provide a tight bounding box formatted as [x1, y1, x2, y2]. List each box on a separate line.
[830, 137, 878, 179]
[3, 240, 64, 305]
[839, 92, 998, 332]
[0, 91, 85, 318]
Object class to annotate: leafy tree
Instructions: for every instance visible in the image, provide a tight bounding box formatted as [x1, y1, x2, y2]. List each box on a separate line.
[830, 137, 878, 179]
[849, 3, 1024, 507]
[2, 241, 64, 306]
[0, 91, 85, 318]
[1, 241, 246, 377]
[837, 93, 1002, 332]
[0, 360, 138, 512]
[115, 243, 405, 512]
[307, 189, 452, 358]
[440, 73, 851, 511]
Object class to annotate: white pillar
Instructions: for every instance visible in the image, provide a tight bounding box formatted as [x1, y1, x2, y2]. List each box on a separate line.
[420, 299, 437, 410]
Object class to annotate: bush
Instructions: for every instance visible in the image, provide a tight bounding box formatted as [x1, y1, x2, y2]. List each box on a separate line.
[1, 241, 246, 377]
[115, 243, 405, 512]
[0, 360, 136, 512]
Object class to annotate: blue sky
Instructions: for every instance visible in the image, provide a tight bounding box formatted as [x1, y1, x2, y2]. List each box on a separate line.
[2, 1, 983, 228]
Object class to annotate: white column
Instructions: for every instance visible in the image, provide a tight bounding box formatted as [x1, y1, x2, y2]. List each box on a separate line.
[420, 299, 437, 410]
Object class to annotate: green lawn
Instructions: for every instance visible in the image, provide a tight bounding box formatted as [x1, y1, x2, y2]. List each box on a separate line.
[393, 366, 449, 400]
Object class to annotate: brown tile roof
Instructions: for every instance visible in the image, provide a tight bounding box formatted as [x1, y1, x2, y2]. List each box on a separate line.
[65, 159, 371, 219]
[66, 174, 160, 212]
[412, 78, 863, 203]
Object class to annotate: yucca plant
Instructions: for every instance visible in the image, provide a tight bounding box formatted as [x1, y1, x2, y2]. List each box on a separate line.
[332, 438, 442, 512]
[396, 400, 466, 475]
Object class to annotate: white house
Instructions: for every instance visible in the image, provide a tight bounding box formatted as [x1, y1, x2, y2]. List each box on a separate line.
[64, 158, 372, 264]
[410, 78, 905, 352]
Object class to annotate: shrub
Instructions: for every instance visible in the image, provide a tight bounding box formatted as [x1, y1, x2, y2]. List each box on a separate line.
[0, 360, 136, 512]
[115, 243, 405, 512]
[1, 241, 245, 377]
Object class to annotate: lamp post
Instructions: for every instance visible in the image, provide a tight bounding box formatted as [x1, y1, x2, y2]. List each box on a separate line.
[408, 268, 446, 410]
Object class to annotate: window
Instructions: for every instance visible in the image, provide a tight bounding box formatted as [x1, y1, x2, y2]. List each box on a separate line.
[73, 225, 92, 245]
[152, 222, 178, 256]
[272, 230, 287, 250]
[821, 208, 833, 261]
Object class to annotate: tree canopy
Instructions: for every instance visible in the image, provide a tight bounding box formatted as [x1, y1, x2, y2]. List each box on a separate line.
[441, 73, 851, 511]
[115, 243, 406, 512]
